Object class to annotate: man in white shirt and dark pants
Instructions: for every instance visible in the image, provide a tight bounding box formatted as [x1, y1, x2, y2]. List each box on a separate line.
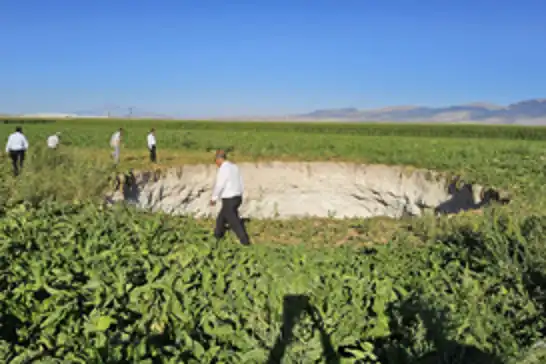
[210, 150, 251, 246]
[147, 128, 157, 163]
[110, 128, 123, 164]
[5, 126, 29, 176]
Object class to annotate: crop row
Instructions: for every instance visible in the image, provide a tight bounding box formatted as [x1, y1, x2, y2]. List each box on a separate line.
[3, 118, 546, 140]
[0, 201, 545, 362]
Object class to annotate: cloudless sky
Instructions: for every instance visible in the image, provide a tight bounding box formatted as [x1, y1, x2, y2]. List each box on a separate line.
[1, 0, 545, 117]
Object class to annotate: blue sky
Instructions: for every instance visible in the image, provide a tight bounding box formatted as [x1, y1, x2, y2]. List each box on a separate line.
[1, 0, 545, 117]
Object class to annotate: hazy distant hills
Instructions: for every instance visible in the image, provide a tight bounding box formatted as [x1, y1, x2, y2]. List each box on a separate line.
[16, 106, 175, 120]
[9, 98, 546, 125]
[292, 98, 546, 125]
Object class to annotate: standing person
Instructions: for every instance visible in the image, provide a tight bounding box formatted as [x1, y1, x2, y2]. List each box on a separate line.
[209, 150, 251, 246]
[110, 128, 123, 164]
[147, 128, 157, 163]
[5, 126, 29, 176]
[47, 132, 61, 149]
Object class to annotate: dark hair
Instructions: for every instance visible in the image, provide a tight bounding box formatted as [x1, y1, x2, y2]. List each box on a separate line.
[15, 126, 22, 133]
[215, 149, 227, 160]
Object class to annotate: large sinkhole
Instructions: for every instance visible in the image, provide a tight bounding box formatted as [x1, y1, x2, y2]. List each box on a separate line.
[107, 162, 510, 219]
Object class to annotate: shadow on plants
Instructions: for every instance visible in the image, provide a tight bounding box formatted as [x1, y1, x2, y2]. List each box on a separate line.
[519, 217, 546, 338]
[436, 214, 538, 275]
[521, 265, 546, 342]
[0, 309, 60, 362]
[360, 247, 379, 256]
[266, 294, 340, 364]
[374, 296, 502, 364]
[0, 312, 23, 346]
[205, 145, 235, 153]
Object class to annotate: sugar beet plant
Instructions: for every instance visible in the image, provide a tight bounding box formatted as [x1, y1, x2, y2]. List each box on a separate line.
[1, 200, 546, 363]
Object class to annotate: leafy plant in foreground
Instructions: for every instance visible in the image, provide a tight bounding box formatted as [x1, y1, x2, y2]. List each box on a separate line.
[1, 201, 546, 362]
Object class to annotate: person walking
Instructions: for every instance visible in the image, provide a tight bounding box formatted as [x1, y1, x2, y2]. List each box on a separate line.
[47, 132, 61, 149]
[147, 128, 157, 163]
[5, 126, 29, 176]
[110, 128, 123, 164]
[210, 150, 251, 246]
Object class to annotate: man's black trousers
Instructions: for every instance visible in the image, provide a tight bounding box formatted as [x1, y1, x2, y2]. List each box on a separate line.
[9, 150, 25, 176]
[214, 196, 250, 245]
[149, 145, 157, 162]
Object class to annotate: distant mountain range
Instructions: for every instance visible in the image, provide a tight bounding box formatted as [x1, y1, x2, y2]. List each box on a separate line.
[290, 98, 546, 124]
[10, 98, 546, 125]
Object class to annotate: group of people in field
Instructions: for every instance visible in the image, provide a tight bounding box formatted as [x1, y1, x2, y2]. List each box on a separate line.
[108, 127, 157, 165]
[4, 126, 158, 175]
[4, 126, 251, 246]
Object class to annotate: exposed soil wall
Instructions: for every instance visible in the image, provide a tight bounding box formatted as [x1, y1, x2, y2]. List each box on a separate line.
[107, 162, 508, 219]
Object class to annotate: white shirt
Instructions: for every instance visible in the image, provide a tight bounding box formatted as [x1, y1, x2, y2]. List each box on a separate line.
[5, 132, 29, 152]
[147, 133, 156, 149]
[110, 131, 121, 147]
[211, 161, 244, 202]
[47, 135, 59, 149]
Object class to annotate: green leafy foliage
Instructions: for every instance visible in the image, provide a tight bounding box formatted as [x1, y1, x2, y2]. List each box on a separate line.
[0, 201, 545, 363]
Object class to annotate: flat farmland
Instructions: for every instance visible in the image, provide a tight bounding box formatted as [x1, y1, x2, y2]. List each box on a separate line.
[2, 119, 545, 190]
[2, 119, 545, 212]
[1, 118, 546, 363]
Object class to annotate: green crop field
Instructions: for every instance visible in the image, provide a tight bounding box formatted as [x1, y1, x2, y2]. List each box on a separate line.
[1, 118, 546, 363]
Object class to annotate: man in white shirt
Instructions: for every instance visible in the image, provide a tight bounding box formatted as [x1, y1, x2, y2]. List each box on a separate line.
[47, 132, 60, 149]
[209, 150, 250, 245]
[110, 128, 123, 164]
[147, 128, 157, 163]
[5, 126, 29, 176]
